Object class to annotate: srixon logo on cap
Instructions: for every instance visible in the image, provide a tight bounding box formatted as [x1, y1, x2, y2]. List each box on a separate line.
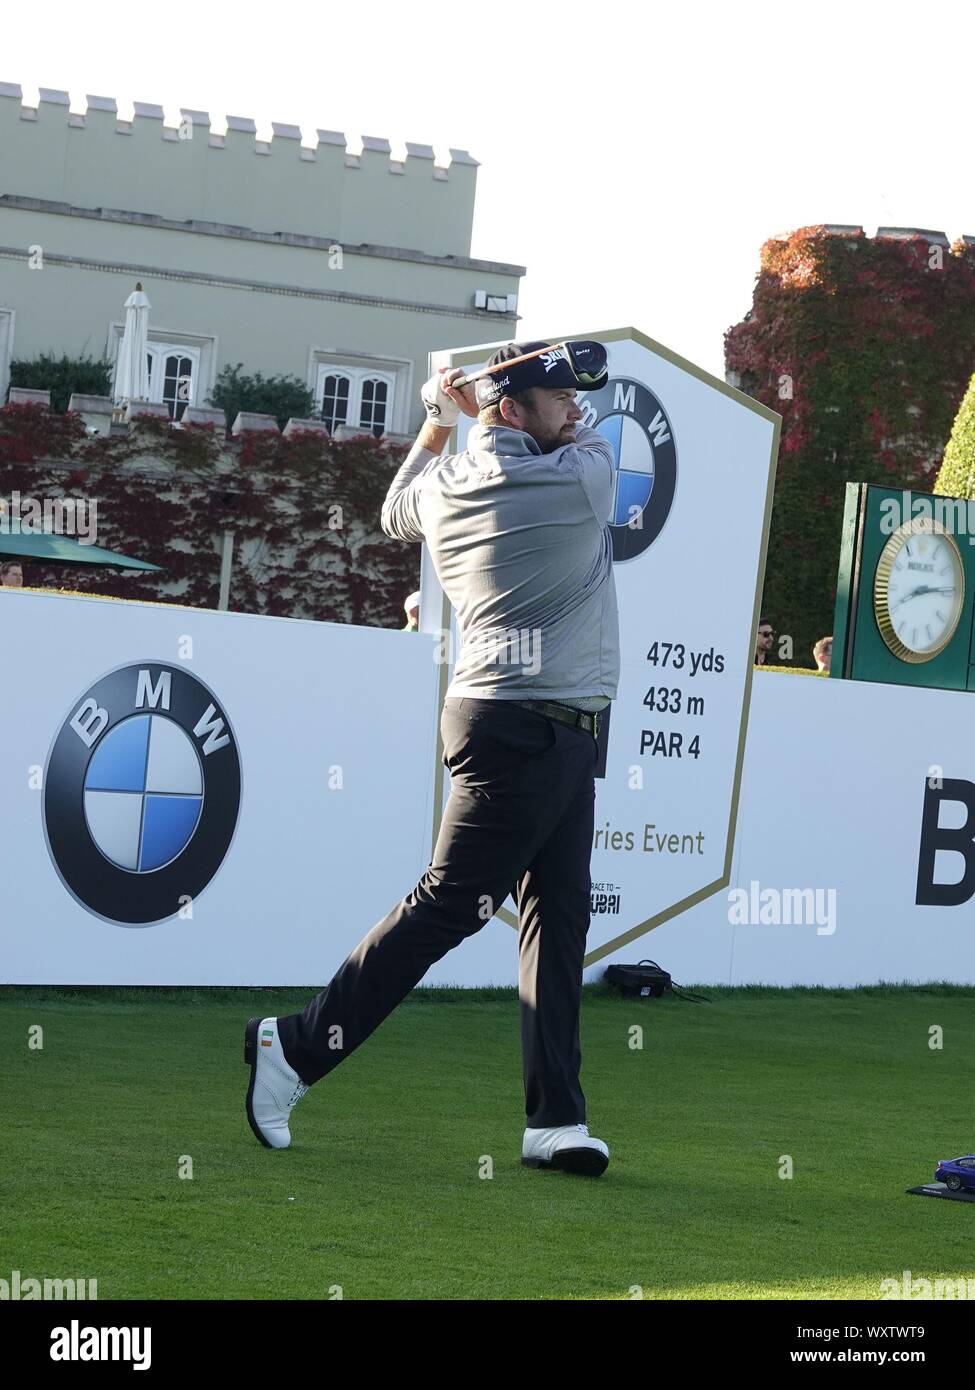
[540, 348, 569, 373]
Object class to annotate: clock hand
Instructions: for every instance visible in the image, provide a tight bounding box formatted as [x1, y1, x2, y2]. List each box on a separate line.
[893, 584, 956, 612]
[892, 586, 925, 612]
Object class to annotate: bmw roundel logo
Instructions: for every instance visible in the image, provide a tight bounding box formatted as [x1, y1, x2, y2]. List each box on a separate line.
[581, 377, 678, 561]
[43, 664, 242, 926]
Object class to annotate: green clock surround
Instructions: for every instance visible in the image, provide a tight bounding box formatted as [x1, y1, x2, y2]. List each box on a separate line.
[832, 484, 975, 690]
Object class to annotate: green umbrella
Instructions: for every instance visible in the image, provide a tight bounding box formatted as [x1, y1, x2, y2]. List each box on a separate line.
[0, 533, 162, 570]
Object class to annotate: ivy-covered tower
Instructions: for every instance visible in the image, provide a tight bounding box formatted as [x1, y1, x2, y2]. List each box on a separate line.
[725, 225, 975, 668]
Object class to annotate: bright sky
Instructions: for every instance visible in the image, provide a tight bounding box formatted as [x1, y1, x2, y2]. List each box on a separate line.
[4, 1, 972, 378]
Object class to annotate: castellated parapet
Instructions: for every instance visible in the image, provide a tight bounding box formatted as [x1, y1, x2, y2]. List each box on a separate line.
[766, 224, 970, 251]
[0, 84, 480, 259]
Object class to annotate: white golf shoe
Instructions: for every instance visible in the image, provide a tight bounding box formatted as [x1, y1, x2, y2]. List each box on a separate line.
[522, 1122, 609, 1176]
[244, 1017, 308, 1149]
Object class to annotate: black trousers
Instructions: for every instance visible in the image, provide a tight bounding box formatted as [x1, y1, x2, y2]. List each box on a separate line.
[275, 696, 598, 1127]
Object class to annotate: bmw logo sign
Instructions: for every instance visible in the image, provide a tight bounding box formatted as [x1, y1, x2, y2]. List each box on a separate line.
[43, 664, 242, 925]
[580, 377, 678, 561]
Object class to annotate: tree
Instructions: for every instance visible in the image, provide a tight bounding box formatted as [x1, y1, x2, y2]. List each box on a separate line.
[725, 227, 975, 666]
[9, 352, 111, 415]
[208, 363, 316, 431]
[934, 372, 975, 500]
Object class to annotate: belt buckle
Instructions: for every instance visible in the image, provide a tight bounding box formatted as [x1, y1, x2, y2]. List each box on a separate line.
[589, 710, 601, 740]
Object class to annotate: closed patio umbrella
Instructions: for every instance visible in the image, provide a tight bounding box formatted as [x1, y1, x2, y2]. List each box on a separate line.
[114, 282, 151, 406]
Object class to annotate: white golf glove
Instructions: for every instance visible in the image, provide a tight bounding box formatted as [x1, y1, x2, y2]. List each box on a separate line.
[420, 370, 460, 427]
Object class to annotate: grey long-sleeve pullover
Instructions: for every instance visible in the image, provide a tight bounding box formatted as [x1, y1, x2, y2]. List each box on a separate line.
[381, 422, 619, 708]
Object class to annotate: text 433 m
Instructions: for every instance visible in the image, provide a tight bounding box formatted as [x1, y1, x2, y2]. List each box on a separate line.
[643, 687, 705, 716]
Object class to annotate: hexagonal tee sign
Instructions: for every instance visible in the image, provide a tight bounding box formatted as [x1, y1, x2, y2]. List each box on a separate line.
[425, 326, 780, 964]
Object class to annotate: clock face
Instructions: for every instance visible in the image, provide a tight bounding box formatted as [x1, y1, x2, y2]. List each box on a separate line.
[874, 521, 965, 662]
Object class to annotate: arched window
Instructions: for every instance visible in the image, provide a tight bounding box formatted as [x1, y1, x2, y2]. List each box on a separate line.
[162, 353, 195, 421]
[359, 377, 389, 438]
[320, 373, 352, 432]
[314, 364, 397, 436]
[136, 343, 200, 418]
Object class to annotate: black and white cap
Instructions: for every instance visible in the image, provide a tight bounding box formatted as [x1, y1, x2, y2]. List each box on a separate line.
[474, 341, 588, 408]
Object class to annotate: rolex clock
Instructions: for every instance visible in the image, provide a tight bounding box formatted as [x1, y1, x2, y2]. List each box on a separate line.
[832, 484, 975, 690]
[873, 517, 965, 663]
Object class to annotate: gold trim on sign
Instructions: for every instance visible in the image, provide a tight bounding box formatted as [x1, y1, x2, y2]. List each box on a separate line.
[873, 517, 965, 664]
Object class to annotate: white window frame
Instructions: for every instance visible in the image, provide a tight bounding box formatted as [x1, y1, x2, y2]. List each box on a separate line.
[146, 344, 201, 418]
[316, 367, 356, 433]
[108, 322, 217, 416]
[308, 349, 412, 437]
[315, 365, 395, 438]
[355, 370, 397, 438]
[0, 308, 15, 403]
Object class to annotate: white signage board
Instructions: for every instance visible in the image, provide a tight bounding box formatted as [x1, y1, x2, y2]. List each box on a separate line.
[3, 595, 974, 986]
[618, 670, 975, 987]
[0, 590, 440, 984]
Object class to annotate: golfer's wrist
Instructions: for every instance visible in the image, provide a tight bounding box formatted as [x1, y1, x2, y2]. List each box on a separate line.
[416, 421, 453, 453]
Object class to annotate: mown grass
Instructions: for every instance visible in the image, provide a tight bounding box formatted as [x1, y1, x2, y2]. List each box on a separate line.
[2, 985, 972, 1300]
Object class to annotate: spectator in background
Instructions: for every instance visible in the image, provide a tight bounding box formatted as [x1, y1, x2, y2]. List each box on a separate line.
[755, 617, 774, 665]
[402, 589, 420, 632]
[813, 636, 833, 673]
[1, 561, 24, 588]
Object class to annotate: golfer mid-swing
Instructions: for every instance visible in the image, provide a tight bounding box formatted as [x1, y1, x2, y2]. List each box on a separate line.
[245, 339, 619, 1176]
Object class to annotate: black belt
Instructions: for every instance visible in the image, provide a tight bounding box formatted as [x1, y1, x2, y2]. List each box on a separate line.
[509, 700, 602, 740]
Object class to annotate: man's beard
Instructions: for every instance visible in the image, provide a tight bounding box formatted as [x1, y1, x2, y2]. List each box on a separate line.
[525, 418, 576, 454]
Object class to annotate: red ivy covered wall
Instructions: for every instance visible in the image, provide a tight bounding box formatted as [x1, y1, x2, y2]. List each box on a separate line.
[725, 225, 975, 667]
[0, 405, 419, 627]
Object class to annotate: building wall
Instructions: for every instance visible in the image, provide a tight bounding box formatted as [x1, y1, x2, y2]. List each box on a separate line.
[0, 85, 479, 256]
[0, 85, 525, 430]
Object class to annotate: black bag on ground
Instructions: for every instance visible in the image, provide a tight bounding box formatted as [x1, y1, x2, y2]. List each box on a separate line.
[603, 958, 709, 1003]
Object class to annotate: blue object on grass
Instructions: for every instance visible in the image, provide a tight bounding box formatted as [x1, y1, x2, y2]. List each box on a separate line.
[934, 1156, 975, 1192]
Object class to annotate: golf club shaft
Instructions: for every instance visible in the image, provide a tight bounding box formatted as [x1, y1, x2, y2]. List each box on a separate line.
[452, 342, 566, 390]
